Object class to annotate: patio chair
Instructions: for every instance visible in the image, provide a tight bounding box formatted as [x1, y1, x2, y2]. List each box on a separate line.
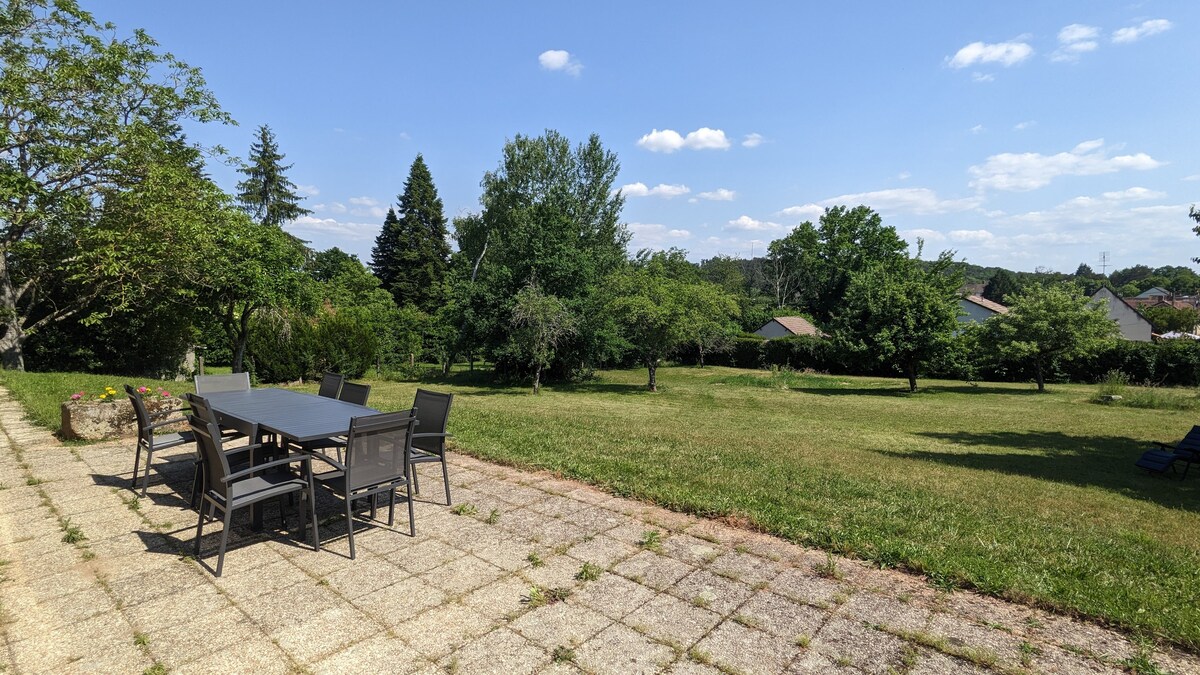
[408, 389, 455, 505]
[127, 385, 193, 497]
[194, 372, 251, 395]
[337, 382, 371, 406]
[182, 393, 256, 508]
[1135, 426, 1200, 479]
[190, 416, 319, 577]
[312, 411, 418, 559]
[318, 372, 345, 399]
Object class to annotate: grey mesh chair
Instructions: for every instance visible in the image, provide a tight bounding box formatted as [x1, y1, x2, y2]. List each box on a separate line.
[337, 382, 371, 406]
[194, 372, 251, 395]
[127, 385, 193, 497]
[190, 416, 318, 577]
[182, 393, 255, 508]
[313, 411, 417, 559]
[408, 389, 454, 505]
[318, 372, 344, 399]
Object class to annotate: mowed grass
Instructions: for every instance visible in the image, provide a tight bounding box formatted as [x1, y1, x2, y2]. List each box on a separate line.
[4, 365, 1199, 647]
[0, 371, 191, 435]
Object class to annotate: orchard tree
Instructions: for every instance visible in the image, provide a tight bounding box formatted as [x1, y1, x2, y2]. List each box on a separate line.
[0, 0, 229, 369]
[835, 252, 964, 392]
[371, 155, 451, 312]
[510, 280, 576, 394]
[236, 125, 311, 227]
[982, 283, 1118, 392]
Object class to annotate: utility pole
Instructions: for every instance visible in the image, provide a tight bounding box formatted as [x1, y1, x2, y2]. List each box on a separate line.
[1098, 251, 1110, 276]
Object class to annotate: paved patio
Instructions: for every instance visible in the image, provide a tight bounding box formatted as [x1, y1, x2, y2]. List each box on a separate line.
[0, 388, 1195, 674]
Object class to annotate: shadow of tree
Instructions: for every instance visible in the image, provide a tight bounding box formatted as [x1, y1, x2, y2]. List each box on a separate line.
[883, 430, 1198, 511]
[791, 384, 1046, 397]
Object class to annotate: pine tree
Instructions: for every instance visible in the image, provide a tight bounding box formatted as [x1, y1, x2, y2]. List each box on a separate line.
[371, 207, 401, 291]
[236, 125, 312, 227]
[373, 155, 451, 312]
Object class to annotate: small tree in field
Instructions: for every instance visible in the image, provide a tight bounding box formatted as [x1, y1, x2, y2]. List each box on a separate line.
[982, 282, 1118, 392]
[510, 281, 576, 394]
[836, 252, 964, 392]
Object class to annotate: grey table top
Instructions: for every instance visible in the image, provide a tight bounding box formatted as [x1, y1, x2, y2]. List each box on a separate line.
[204, 388, 380, 444]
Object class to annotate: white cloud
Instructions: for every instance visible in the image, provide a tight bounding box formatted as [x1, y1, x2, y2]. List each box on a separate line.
[296, 184, 320, 197]
[1013, 120, 1036, 131]
[1100, 187, 1166, 201]
[819, 188, 981, 215]
[617, 182, 690, 198]
[902, 228, 946, 242]
[1059, 24, 1100, 43]
[287, 216, 378, 241]
[968, 138, 1163, 191]
[778, 203, 825, 221]
[1113, 19, 1171, 44]
[636, 127, 731, 153]
[897, 171, 911, 180]
[312, 202, 348, 214]
[948, 41, 1034, 69]
[538, 49, 583, 76]
[348, 196, 379, 207]
[971, 72, 995, 83]
[726, 215, 783, 232]
[949, 229, 995, 243]
[626, 222, 691, 249]
[695, 188, 736, 201]
[970, 124, 985, 134]
[742, 133, 764, 148]
[1184, 174, 1200, 182]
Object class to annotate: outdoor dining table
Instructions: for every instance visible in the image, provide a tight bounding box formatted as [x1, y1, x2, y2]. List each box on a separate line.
[203, 387, 380, 529]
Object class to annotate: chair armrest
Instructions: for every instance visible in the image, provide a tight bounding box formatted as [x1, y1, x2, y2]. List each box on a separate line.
[146, 416, 189, 431]
[310, 451, 347, 472]
[222, 454, 309, 482]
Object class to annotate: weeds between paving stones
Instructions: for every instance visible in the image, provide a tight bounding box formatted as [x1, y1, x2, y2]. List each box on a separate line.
[794, 634, 811, 648]
[485, 508, 500, 524]
[450, 503, 477, 516]
[524, 585, 572, 608]
[815, 551, 843, 580]
[60, 518, 86, 544]
[1018, 641, 1041, 667]
[638, 529, 663, 553]
[551, 646, 576, 663]
[142, 663, 167, 675]
[526, 551, 545, 568]
[575, 561, 602, 581]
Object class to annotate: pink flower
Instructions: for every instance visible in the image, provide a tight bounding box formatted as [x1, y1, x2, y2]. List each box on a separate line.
[160, 390, 171, 397]
[70, 392, 83, 401]
[136, 386, 149, 394]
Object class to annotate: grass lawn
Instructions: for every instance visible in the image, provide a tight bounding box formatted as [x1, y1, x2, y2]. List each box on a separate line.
[4, 365, 1199, 648]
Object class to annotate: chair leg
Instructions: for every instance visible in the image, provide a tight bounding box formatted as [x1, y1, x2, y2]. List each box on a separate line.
[131, 442, 142, 490]
[345, 493, 356, 560]
[140, 447, 154, 497]
[387, 489, 396, 527]
[412, 463, 421, 495]
[189, 462, 202, 510]
[406, 485, 415, 537]
[369, 493, 377, 522]
[441, 456, 451, 506]
[307, 478, 320, 552]
[216, 507, 233, 577]
[194, 501, 206, 556]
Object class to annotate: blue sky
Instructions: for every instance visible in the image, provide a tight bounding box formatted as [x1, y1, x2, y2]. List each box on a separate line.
[87, 1, 1199, 273]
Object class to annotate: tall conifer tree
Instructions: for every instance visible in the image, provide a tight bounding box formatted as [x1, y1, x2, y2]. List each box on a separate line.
[371, 155, 450, 312]
[236, 125, 311, 227]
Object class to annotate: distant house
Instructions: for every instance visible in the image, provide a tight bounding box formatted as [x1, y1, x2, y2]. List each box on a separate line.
[1091, 287, 1152, 342]
[957, 295, 1007, 324]
[1135, 286, 1171, 299]
[754, 316, 824, 339]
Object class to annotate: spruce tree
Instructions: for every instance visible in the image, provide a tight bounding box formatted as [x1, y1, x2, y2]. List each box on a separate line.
[371, 207, 402, 291]
[236, 125, 312, 227]
[374, 155, 451, 312]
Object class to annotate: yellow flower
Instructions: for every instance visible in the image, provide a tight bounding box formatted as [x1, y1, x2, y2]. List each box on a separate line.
[98, 394, 107, 400]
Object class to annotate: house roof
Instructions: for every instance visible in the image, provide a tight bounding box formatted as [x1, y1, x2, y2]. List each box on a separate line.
[772, 316, 823, 337]
[1135, 286, 1171, 298]
[963, 294, 1008, 314]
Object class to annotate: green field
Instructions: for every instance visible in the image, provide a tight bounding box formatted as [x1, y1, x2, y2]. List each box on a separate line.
[4, 366, 1199, 648]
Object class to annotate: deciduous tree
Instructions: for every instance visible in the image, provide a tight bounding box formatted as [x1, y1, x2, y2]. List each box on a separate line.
[510, 280, 576, 394]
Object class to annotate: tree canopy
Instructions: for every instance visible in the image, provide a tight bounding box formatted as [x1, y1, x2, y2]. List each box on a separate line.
[236, 125, 312, 227]
[370, 155, 450, 313]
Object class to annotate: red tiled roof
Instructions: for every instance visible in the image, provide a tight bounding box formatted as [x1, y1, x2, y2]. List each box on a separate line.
[964, 294, 1008, 314]
[773, 316, 824, 337]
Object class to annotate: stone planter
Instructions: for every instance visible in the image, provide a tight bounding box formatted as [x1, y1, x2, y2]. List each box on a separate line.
[60, 396, 188, 441]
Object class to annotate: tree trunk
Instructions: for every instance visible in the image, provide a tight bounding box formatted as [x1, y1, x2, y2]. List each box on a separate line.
[906, 363, 917, 392]
[533, 364, 542, 394]
[0, 256, 25, 370]
[230, 305, 253, 373]
[647, 360, 658, 392]
[1035, 359, 1045, 392]
[698, 344, 706, 368]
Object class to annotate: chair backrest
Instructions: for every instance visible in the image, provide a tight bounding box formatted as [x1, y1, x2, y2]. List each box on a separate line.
[188, 415, 233, 501]
[344, 411, 416, 490]
[1176, 425, 1200, 456]
[125, 385, 151, 440]
[183, 392, 217, 426]
[338, 382, 371, 406]
[412, 389, 453, 454]
[318, 372, 345, 399]
[194, 372, 251, 395]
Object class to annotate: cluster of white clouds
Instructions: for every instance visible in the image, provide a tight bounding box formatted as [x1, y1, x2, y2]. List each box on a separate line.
[312, 196, 388, 220]
[538, 49, 582, 76]
[617, 182, 690, 198]
[288, 215, 378, 241]
[626, 222, 691, 249]
[637, 127, 730, 153]
[967, 139, 1162, 191]
[949, 17, 1171, 78]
